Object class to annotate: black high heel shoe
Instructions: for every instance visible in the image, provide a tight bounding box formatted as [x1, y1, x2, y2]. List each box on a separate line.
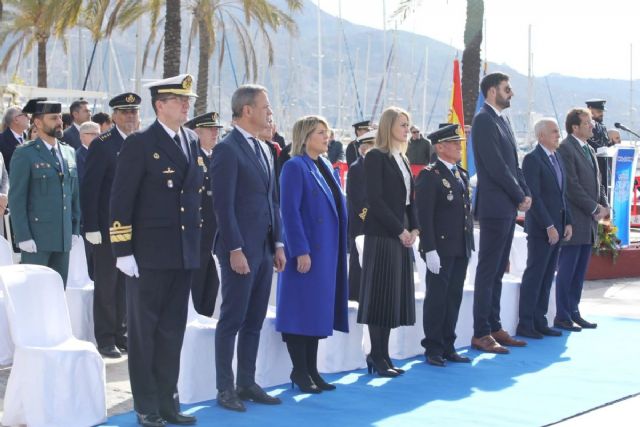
[366, 355, 400, 378]
[384, 356, 405, 374]
[309, 372, 336, 391]
[290, 371, 322, 394]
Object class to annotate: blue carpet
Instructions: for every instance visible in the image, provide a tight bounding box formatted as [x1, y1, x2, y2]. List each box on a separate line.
[105, 316, 640, 427]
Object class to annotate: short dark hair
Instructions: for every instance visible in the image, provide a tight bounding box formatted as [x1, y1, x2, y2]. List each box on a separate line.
[62, 113, 73, 128]
[69, 99, 89, 114]
[231, 84, 267, 119]
[565, 107, 591, 135]
[91, 112, 112, 126]
[480, 72, 510, 97]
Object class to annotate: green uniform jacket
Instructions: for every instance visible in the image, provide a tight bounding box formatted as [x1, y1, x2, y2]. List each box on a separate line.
[9, 138, 81, 252]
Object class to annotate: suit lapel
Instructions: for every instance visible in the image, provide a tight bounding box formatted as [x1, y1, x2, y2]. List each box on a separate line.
[536, 145, 562, 192]
[233, 128, 269, 188]
[386, 152, 407, 189]
[151, 120, 188, 174]
[302, 155, 338, 219]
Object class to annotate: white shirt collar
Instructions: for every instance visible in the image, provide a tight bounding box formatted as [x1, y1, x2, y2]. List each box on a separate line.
[539, 143, 554, 157]
[73, 122, 82, 131]
[201, 147, 212, 157]
[10, 129, 23, 142]
[438, 157, 456, 170]
[158, 119, 179, 140]
[487, 102, 503, 117]
[115, 125, 128, 141]
[571, 134, 588, 147]
[235, 125, 258, 142]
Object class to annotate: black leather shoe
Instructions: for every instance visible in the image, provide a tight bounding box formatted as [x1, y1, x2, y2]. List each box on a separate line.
[159, 411, 196, 425]
[236, 383, 281, 405]
[116, 341, 128, 353]
[516, 326, 544, 339]
[538, 326, 562, 337]
[98, 344, 122, 358]
[217, 389, 246, 412]
[443, 352, 471, 363]
[426, 355, 446, 367]
[572, 316, 597, 329]
[136, 412, 166, 427]
[554, 319, 582, 332]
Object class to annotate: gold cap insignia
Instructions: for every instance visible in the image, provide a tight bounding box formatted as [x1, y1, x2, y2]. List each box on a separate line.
[125, 94, 135, 103]
[182, 75, 193, 90]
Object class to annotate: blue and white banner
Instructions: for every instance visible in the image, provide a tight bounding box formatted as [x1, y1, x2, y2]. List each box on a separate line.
[611, 146, 638, 247]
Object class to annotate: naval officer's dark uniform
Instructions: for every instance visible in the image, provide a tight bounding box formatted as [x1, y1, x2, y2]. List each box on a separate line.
[109, 75, 205, 420]
[415, 125, 474, 364]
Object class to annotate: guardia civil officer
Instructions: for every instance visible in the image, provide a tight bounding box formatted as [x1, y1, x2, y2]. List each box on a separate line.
[81, 92, 141, 359]
[415, 124, 474, 367]
[109, 75, 204, 427]
[184, 111, 223, 317]
[9, 100, 81, 287]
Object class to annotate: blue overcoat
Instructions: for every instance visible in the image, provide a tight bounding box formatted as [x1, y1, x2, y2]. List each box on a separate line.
[276, 154, 349, 336]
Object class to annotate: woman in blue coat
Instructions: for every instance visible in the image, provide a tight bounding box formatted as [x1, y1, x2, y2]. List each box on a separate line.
[277, 115, 349, 394]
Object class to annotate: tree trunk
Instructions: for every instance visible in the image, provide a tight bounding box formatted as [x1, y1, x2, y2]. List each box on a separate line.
[194, 17, 210, 115]
[461, 0, 484, 126]
[37, 36, 48, 87]
[163, 0, 181, 77]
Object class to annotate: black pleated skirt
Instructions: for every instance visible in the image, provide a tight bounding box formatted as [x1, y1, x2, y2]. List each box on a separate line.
[357, 235, 416, 328]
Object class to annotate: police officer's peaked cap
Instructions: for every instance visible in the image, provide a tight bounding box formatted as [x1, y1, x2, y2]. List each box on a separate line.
[144, 74, 198, 97]
[22, 97, 48, 114]
[184, 112, 223, 129]
[109, 92, 142, 110]
[585, 99, 606, 111]
[31, 101, 62, 115]
[352, 120, 371, 131]
[357, 129, 376, 144]
[428, 124, 462, 144]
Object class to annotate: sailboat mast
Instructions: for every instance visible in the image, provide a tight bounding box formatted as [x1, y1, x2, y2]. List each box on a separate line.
[317, 0, 323, 115]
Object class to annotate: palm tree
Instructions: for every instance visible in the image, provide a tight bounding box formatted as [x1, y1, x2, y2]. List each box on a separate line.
[164, 0, 181, 77]
[187, 0, 302, 115]
[461, 0, 484, 125]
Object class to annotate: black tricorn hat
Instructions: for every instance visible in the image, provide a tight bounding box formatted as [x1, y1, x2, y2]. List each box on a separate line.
[22, 97, 48, 114]
[32, 101, 62, 115]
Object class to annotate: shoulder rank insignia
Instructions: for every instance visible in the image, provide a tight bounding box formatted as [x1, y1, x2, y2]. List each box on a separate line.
[110, 221, 132, 243]
[99, 132, 111, 141]
[359, 207, 368, 221]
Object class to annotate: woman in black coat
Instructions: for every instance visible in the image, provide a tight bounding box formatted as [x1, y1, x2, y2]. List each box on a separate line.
[357, 106, 419, 377]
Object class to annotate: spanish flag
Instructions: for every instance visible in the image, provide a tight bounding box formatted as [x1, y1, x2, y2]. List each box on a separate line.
[447, 58, 467, 167]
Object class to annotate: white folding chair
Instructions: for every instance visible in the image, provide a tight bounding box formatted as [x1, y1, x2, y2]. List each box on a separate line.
[0, 264, 106, 427]
[0, 236, 14, 366]
[65, 237, 96, 344]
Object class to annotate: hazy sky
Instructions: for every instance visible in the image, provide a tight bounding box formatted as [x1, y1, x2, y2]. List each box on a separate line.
[311, 0, 637, 80]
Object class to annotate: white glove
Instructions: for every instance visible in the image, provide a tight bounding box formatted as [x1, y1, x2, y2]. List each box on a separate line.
[116, 255, 139, 278]
[18, 239, 37, 253]
[85, 231, 102, 245]
[425, 250, 441, 275]
[72, 234, 82, 247]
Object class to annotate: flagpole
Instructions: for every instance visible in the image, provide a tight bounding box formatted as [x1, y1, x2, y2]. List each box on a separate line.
[422, 47, 428, 130]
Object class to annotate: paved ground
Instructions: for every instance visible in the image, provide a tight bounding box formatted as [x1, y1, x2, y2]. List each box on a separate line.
[0, 277, 638, 425]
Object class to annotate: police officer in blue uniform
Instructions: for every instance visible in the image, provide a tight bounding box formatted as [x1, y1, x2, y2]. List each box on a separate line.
[184, 111, 222, 317]
[9, 100, 81, 287]
[81, 92, 141, 359]
[109, 74, 204, 427]
[415, 124, 474, 367]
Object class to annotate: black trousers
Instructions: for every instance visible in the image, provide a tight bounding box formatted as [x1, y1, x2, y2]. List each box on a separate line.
[92, 241, 126, 347]
[555, 244, 592, 322]
[215, 240, 274, 391]
[126, 268, 191, 415]
[348, 237, 361, 301]
[518, 236, 560, 331]
[473, 218, 515, 338]
[422, 255, 468, 357]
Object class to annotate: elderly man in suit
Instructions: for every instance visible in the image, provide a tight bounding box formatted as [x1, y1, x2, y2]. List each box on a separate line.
[9, 101, 81, 287]
[110, 75, 203, 427]
[0, 105, 30, 173]
[517, 118, 572, 339]
[555, 108, 610, 332]
[471, 72, 532, 354]
[210, 84, 286, 412]
[62, 99, 91, 150]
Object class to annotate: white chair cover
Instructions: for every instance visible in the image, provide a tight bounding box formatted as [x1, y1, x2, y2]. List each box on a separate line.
[0, 264, 106, 427]
[65, 237, 96, 344]
[0, 236, 15, 365]
[318, 300, 366, 373]
[255, 306, 292, 388]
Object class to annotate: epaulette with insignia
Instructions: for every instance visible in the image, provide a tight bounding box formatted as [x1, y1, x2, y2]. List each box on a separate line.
[99, 131, 112, 141]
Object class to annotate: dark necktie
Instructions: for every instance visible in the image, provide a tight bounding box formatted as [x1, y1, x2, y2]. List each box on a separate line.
[173, 133, 188, 160]
[250, 137, 269, 178]
[581, 144, 593, 167]
[450, 165, 464, 189]
[549, 154, 562, 186]
[18, 136, 23, 145]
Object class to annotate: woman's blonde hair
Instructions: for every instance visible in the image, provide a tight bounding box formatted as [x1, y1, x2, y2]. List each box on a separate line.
[374, 106, 411, 155]
[291, 115, 330, 156]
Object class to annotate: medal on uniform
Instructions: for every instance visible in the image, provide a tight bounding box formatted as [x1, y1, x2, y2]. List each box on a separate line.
[167, 179, 174, 188]
[197, 156, 205, 167]
[153, 152, 160, 159]
[162, 167, 175, 174]
[442, 179, 451, 189]
[447, 192, 454, 202]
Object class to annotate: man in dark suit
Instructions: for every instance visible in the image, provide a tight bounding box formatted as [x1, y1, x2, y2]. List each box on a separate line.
[415, 124, 474, 367]
[210, 84, 286, 413]
[9, 101, 81, 287]
[76, 121, 100, 184]
[109, 75, 203, 427]
[62, 99, 91, 150]
[0, 105, 30, 173]
[517, 118, 572, 339]
[346, 130, 375, 301]
[471, 72, 532, 354]
[555, 108, 609, 332]
[345, 120, 371, 166]
[81, 92, 141, 359]
[184, 111, 222, 317]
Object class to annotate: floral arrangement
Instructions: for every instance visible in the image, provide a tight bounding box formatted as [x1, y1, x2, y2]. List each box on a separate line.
[593, 221, 622, 262]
